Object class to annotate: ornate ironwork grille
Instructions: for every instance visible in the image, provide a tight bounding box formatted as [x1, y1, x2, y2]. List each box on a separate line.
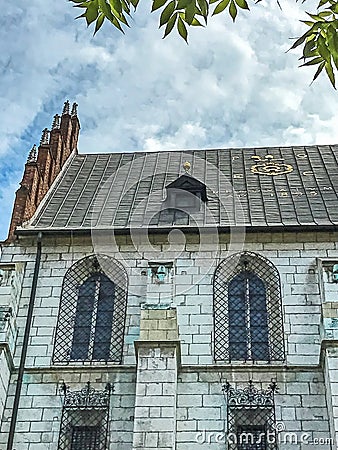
[53, 254, 128, 364]
[213, 252, 285, 362]
[224, 381, 278, 450]
[58, 382, 112, 450]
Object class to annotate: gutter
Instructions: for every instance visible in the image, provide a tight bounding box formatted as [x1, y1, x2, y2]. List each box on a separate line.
[6, 232, 42, 450]
[14, 223, 338, 237]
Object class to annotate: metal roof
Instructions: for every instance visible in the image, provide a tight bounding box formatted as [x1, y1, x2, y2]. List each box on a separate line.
[26, 145, 338, 231]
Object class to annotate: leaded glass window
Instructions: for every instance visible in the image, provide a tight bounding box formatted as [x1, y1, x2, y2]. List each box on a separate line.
[53, 254, 128, 364]
[213, 252, 284, 362]
[70, 273, 115, 361]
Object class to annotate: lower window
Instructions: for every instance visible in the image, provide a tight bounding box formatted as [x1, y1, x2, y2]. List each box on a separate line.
[58, 382, 112, 450]
[225, 381, 278, 450]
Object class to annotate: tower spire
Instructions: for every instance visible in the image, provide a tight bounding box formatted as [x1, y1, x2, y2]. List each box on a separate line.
[40, 128, 50, 145]
[62, 100, 70, 115]
[27, 144, 37, 163]
[52, 114, 61, 130]
[71, 102, 78, 117]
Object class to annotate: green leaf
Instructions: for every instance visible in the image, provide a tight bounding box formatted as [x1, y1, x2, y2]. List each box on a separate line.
[111, 14, 125, 31]
[306, 12, 325, 21]
[130, 0, 139, 7]
[311, 60, 325, 83]
[85, 2, 99, 25]
[300, 20, 315, 26]
[302, 39, 317, 58]
[325, 59, 336, 87]
[197, 0, 208, 17]
[185, 1, 195, 24]
[121, 0, 131, 14]
[318, 35, 331, 62]
[177, 0, 192, 7]
[318, 10, 333, 17]
[289, 29, 315, 51]
[330, 3, 338, 12]
[98, 0, 115, 21]
[94, 12, 105, 33]
[229, 0, 237, 20]
[160, 0, 176, 26]
[213, 0, 230, 15]
[163, 12, 177, 37]
[235, 0, 249, 10]
[191, 16, 203, 25]
[152, 0, 168, 12]
[177, 15, 188, 41]
[299, 56, 323, 66]
[327, 25, 338, 69]
[109, 0, 122, 14]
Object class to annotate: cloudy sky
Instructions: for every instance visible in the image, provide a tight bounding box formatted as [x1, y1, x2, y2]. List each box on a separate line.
[0, 0, 337, 240]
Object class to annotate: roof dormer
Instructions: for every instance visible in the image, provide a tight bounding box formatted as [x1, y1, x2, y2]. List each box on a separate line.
[164, 171, 207, 211]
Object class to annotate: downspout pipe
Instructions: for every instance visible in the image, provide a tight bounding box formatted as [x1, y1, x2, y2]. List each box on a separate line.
[7, 232, 42, 450]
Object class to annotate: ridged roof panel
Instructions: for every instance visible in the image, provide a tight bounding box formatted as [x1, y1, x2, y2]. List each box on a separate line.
[29, 145, 338, 230]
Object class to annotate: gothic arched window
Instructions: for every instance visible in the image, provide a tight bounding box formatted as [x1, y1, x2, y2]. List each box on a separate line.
[213, 252, 284, 363]
[53, 254, 128, 364]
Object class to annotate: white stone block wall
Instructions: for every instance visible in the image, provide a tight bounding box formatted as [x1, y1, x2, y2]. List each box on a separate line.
[176, 369, 332, 450]
[1, 231, 337, 367]
[0, 231, 337, 447]
[0, 369, 136, 450]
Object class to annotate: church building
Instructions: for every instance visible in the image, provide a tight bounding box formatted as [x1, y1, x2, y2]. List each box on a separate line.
[0, 101, 338, 449]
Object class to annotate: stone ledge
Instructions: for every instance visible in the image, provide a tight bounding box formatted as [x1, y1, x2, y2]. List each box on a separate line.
[9, 364, 137, 374]
[180, 364, 324, 372]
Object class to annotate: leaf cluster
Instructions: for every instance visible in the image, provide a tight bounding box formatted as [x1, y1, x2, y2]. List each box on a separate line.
[69, 0, 251, 41]
[70, 0, 338, 88]
[290, 0, 338, 88]
[71, 0, 138, 34]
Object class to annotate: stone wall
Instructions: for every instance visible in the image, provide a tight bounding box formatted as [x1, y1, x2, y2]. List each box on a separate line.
[0, 369, 136, 450]
[176, 368, 331, 450]
[0, 230, 337, 448]
[1, 231, 337, 367]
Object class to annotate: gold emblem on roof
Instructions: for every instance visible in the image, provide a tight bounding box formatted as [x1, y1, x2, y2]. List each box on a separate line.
[251, 155, 294, 176]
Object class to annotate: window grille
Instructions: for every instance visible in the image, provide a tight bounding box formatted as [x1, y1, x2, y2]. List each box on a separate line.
[53, 254, 128, 364]
[58, 382, 112, 450]
[224, 380, 278, 450]
[213, 252, 284, 362]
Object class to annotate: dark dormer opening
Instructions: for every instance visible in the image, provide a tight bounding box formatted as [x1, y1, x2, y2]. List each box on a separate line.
[165, 174, 207, 212]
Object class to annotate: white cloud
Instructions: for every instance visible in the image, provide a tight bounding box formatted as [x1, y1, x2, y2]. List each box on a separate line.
[0, 0, 337, 239]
